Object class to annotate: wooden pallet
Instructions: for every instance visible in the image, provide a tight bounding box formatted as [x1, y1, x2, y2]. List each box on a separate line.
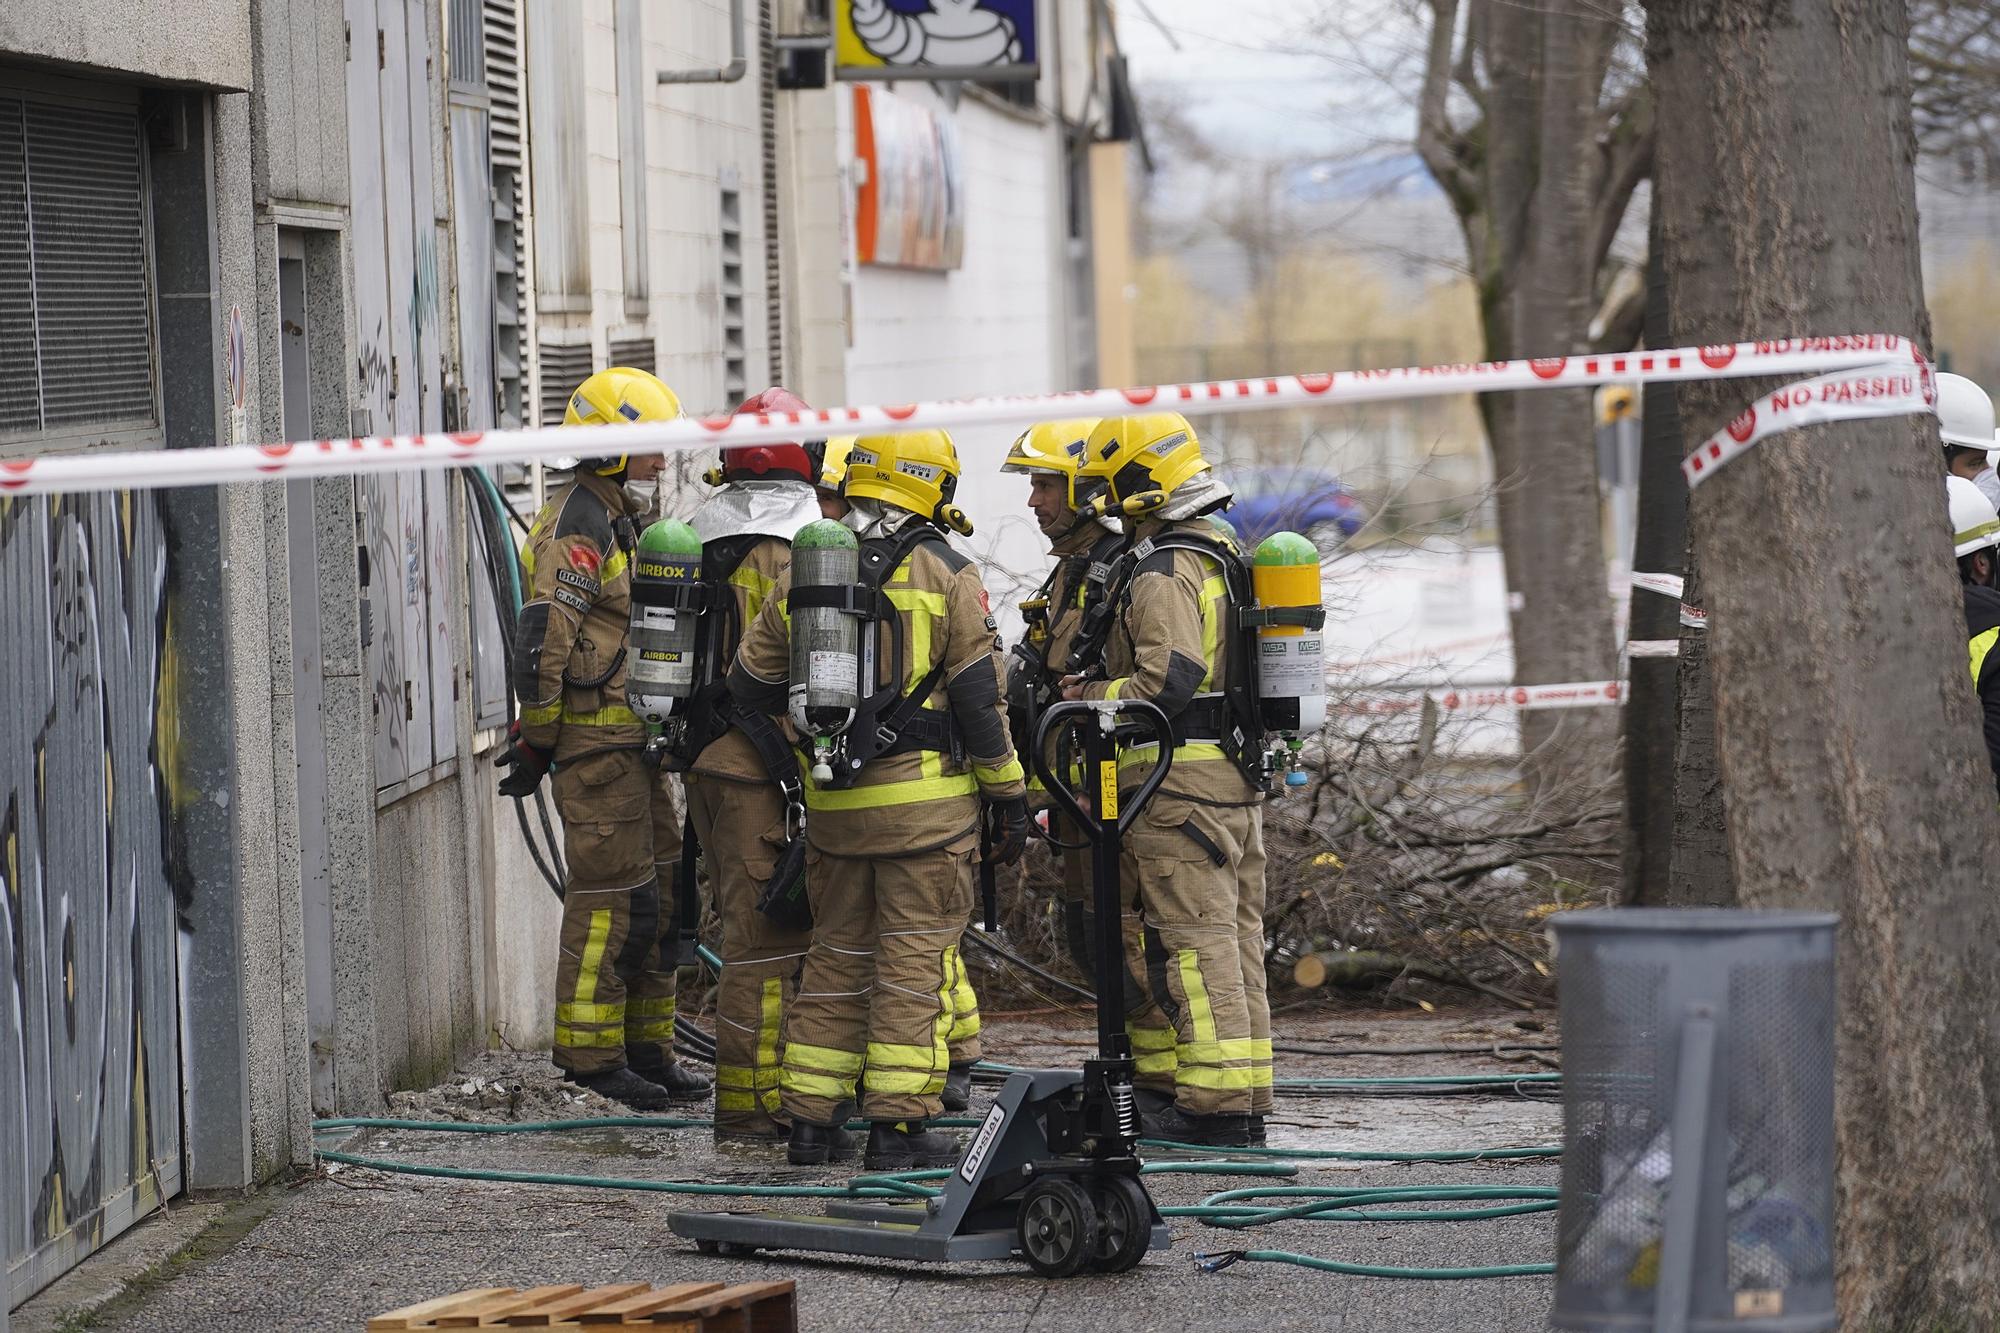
[367, 1281, 796, 1331]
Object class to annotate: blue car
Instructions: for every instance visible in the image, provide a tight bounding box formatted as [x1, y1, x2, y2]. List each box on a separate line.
[1215, 469, 1367, 547]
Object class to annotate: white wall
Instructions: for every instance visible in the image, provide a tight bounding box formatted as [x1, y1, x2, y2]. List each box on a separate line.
[841, 84, 1068, 619]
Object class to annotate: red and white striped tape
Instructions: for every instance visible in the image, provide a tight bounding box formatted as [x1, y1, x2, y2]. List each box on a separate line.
[0, 335, 1931, 498]
[1337, 679, 1624, 716]
[1680, 339, 1935, 488]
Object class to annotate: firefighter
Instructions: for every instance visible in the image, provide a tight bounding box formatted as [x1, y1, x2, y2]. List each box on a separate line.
[730, 429, 1030, 1169]
[816, 435, 985, 1114]
[999, 420, 1179, 1115]
[1061, 413, 1270, 1148]
[679, 389, 827, 1143]
[497, 368, 712, 1110]
[1950, 474, 2000, 795]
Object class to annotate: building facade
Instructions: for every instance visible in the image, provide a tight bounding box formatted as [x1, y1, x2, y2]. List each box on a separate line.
[0, 0, 1134, 1304]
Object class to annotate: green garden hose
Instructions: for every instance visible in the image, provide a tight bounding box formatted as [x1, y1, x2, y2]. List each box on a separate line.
[310, 1092, 1560, 1282]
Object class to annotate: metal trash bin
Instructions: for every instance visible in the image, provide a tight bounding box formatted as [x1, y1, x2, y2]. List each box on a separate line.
[1549, 909, 1835, 1333]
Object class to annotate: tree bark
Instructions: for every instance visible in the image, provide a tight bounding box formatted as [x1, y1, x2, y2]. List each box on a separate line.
[1491, 0, 1624, 760]
[1667, 547, 1734, 904]
[1625, 212, 1688, 904]
[1649, 0, 2000, 1320]
[1418, 0, 1638, 768]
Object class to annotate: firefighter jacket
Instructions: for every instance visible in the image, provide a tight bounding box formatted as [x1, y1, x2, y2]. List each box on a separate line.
[1966, 583, 2000, 798]
[729, 522, 1027, 856]
[513, 472, 648, 761]
[1077, 516, 1260, 807]
[1020, 523, 1125, 797]
[691, 535, 792, 784]
[1045, 524, 1127, 675]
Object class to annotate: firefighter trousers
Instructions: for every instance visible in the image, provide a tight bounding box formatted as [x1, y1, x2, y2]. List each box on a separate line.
[1059, 829, 1178, 1096]
[1122, 797, 1266, 1115]
[780, 837, 976, 1125]
[685, 770, 811, 1136]
[549, 750, 682, 1075]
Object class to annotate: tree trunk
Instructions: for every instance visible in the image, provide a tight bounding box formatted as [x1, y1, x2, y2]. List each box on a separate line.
[1493, 0, 1622, 761]
[1667, 547, 1733, 904]
[1650, 0, 2000, 1320]
[1625, 215, 1687, 904]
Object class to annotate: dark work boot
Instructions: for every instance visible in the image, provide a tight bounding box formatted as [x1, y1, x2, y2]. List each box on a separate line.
[565, 1065, 686, 1113]
[864, 1121, 960, 1170]
[1134, 1086, 1176, 1120]
[1142, 1102, 1252, 1149]
[787, 1120, 857, 1166]
[940, 1063, 976, 1113]
[626, 1052, 713, 1102]
[1248, 1114, 1268, 1148]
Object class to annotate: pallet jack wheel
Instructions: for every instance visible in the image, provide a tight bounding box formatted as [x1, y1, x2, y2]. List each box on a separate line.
[1089, 1176, 1151, 1273]
[1017, 1177, 1102, 1278]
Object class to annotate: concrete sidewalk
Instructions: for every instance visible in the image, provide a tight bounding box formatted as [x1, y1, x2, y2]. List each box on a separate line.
[17, 1012, 1562, 1333]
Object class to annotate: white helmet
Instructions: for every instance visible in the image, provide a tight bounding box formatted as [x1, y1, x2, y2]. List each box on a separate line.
[1950, 474, 2000, 558]
[1937, 372, 1997, 450]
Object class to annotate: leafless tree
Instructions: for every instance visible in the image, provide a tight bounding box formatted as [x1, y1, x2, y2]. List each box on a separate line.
[1909, 0, 2000, 177]
[1650, 0, 2000, 1320]
[1411, 0, 1653, 758]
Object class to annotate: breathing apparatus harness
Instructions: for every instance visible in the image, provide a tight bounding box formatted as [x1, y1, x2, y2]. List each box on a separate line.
[787, 518, 967, 790]
[1064, 524, 1324, 795]
[1010, 527, 1128, 824]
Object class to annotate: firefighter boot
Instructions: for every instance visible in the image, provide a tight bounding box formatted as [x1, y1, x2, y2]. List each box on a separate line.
[1248, 1115, 1268, 1148]
[627, 1050, 714, 1102]
[864, 1121, 960, 1171]
[940, 1062, 976, 1113]
[1143, 1102, 1251, 1149]
[566, 1066, 688, 1113]
[787, 1119, 858, 1166]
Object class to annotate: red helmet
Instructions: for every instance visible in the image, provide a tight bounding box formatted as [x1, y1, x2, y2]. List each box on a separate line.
[719, 387, 817, 483]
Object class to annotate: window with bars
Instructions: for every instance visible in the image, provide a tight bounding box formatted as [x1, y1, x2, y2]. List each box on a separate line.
[0, 93, 158, 447]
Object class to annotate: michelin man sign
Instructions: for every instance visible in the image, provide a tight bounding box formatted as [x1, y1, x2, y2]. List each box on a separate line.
[836, 0, 1039, 82]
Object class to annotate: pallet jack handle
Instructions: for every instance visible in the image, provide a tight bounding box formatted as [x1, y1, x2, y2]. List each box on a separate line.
[1029, 700, 1173, 1061]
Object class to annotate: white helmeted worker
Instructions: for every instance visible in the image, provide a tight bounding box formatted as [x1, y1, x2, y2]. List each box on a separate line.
[1937, 372, 2000, 510]
[1949, 474, 2000, 796]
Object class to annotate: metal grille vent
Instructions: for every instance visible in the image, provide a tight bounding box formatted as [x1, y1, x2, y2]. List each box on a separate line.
[608, 336, 655, 375]
[449, 0, 486, 85]
[484, 0, 527, 430]
[0, 100, 36, 434]
[720, 187, 746, 403]
[538, 340, 594, 425]
[0, 96, 156, 438]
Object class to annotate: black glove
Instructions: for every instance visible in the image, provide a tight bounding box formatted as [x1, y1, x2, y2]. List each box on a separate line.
[984, 795, 1030, 867]
[497, 721, 552, 799]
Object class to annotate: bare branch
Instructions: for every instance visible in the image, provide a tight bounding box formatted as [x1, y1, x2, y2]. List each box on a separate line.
[1587, 89, 1654, 285]
[1416, 0, 1487, 267]
[1591, 279, 1646, 353]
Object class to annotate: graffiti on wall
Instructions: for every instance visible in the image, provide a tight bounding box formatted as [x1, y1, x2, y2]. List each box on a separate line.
[0, 491, 183, 1298]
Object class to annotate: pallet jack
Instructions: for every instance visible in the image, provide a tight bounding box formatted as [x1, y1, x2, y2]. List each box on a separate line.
[669, 698, 1176, 1277]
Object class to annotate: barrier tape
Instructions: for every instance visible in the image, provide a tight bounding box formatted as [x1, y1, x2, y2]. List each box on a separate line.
[1630, 571, 1707, 629]
[1338, 679, 1624, 716]
[1680, 340, 1935, 488]
[0, 335, 1931, 499]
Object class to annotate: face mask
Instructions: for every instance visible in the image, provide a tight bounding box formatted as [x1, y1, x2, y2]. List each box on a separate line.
[843, 497, 885, 534]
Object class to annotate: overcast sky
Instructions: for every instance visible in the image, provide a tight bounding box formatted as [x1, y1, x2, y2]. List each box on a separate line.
[1114, 0, 1421, 163]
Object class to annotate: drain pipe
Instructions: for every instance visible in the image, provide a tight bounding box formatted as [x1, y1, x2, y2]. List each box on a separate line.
[657, 0, 747, 84]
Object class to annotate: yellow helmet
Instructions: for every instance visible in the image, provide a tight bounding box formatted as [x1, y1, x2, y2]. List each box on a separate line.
[1000, 418, 1102, 511]
[563, 367, 682, 475]
[845, 429, 971, 533]
[817, 436, 856, 493]
[1081, 412, 1209, 513]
